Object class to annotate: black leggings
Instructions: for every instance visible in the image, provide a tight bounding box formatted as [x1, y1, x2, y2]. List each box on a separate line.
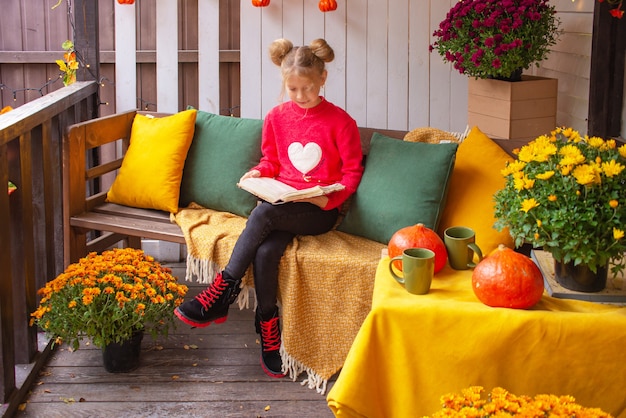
[223, 201, 338, 316]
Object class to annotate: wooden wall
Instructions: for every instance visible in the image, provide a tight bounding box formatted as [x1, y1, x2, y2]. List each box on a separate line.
[239, 0, 598, 134]
[0, 0, 240, 118]
[533, 0, 596, 134]
[1, 0, 618, 136]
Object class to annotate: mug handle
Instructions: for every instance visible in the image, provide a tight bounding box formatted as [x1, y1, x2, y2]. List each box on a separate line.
[389, 256, 405, 284]
[467, 243, 483, 268]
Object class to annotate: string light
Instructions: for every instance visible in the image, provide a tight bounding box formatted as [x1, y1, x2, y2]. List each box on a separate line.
[1, 0, 142, 111]
[0, 79, 62, 101]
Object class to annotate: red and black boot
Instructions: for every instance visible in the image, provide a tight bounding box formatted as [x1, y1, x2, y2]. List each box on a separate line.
[174, 272, 241, 327]
[255, 307, 286, 378]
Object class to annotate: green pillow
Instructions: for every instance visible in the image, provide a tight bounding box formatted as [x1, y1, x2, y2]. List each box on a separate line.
[337, 132, 458, 244]
[179, 110, 263, 217]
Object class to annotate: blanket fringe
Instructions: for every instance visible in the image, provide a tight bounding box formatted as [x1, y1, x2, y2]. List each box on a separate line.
[185, 253, 219, 284]
[280, 345, 328, 395]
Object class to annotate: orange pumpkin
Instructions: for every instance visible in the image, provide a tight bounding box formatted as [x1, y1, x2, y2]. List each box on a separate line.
[252, 0, 270, 6]
[318, 0, 338, 12]
[471, 245, 544, 309]
[388, 224, 447, 273]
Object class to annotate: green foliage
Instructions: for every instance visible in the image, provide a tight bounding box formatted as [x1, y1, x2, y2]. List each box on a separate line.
[494, 127, 626, 274]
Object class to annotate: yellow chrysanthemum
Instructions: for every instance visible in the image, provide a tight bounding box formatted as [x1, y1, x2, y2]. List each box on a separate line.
[587, 136, 605, 149]
[572, 164, 599, 185]
[518, 136, 557, 163]
[602, 159, 625, 177]
[535, 170, 555, 180]
[548, 194, 557, 202]
[559, 144, 586, 166]
[610, 200, 619, 209]
[521, 198, 540, 213]
[614, 228, 624, 240]
[501, 160, 526, 176]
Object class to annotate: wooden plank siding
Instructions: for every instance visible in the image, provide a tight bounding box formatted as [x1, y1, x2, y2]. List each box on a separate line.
[1, 1, 240, 118]
[238, 0, 605, 135]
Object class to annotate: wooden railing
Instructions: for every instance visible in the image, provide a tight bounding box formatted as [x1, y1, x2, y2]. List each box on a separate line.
[0, 81, 99, 416]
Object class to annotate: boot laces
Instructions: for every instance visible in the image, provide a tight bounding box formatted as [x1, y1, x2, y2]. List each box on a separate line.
[195, 274, 228, 310]
[260, 317, 281, 352]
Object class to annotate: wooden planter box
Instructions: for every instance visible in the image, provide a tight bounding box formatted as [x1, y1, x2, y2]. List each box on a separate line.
[468, 75, 558, 142]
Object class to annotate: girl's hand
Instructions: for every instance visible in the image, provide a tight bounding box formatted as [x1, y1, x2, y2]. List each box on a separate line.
[240, 170, 261, 182]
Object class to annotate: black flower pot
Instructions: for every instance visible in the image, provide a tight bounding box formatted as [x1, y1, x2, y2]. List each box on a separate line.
[101, 330, 144, 373]
[554, 260, 608, 293]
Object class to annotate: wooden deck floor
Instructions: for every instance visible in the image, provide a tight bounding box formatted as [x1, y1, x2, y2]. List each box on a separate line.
[14, 264, 336, 418]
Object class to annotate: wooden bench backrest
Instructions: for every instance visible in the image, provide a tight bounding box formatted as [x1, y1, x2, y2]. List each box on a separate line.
[64, 111, 518, 224]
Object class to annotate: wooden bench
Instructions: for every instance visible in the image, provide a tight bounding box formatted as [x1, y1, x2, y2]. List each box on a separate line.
[62, 110, 410, 265]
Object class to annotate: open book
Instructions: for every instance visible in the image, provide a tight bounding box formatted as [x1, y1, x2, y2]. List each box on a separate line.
[237, 177, 345, 204]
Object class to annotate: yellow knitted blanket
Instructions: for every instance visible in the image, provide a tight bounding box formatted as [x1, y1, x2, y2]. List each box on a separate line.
[173, 203, 385, 393]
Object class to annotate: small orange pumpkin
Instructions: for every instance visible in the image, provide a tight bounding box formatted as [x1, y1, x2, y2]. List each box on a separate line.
[318, 0, 338, 12]
[388, 223, 448, 273]
[252, 0, 270, 7]
[472, 245, 544, 309]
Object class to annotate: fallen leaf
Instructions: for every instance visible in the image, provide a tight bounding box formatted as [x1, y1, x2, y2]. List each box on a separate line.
[18, 403, 27, 411]
[60, 397, 75, 404]
[44, 389, 51, 393]
[192, 363, 198, 367]
[189, 344, 198, 349]
[171, 375, 180, 380]
[79, 398, 86, 402]
[264, 405, 271, 411]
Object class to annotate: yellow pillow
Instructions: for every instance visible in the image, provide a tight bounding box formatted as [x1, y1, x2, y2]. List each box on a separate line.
[437, 126, 515, 254]
[106, 109, 197, 213]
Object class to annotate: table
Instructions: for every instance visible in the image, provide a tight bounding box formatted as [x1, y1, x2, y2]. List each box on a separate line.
[327, 258, 626, 418]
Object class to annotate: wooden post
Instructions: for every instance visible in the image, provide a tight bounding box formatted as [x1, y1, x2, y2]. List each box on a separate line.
[73, 0, 100, 120]
[588, 1, 626, 137]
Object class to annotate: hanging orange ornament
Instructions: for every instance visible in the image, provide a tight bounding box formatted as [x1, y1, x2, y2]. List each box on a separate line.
[318, 0, 337, 12]
[252, 0, 270, 7]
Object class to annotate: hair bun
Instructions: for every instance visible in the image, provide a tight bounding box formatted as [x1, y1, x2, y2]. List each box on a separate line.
[269, 38, 294, 66]
[309, 38, 335, 63]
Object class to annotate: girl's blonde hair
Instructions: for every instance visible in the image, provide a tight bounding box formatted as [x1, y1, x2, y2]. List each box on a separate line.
[268, 38, 334, 81]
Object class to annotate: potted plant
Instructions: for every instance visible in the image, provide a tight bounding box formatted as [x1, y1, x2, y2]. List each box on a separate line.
[430, 0, 562, 140]
[30, 248, 188, 371]
[430, 0, 561, 81]
[493, 127, 626, 292]
[429, 386, 611, 417]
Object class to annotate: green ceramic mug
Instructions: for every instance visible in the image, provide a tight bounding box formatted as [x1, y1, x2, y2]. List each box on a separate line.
[388, 248, 435, 295]
[444, 226, 483, 270]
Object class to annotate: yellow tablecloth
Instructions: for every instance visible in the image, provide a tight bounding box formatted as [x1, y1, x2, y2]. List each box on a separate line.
[327, 257, 626, 418]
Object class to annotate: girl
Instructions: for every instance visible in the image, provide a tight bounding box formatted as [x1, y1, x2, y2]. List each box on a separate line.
[175, 38, 363, 378]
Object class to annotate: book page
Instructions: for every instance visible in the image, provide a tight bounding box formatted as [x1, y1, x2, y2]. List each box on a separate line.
[237, 177, 344, 204]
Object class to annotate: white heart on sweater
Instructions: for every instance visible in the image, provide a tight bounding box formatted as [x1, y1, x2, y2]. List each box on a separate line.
[288, 142, 322, 175]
